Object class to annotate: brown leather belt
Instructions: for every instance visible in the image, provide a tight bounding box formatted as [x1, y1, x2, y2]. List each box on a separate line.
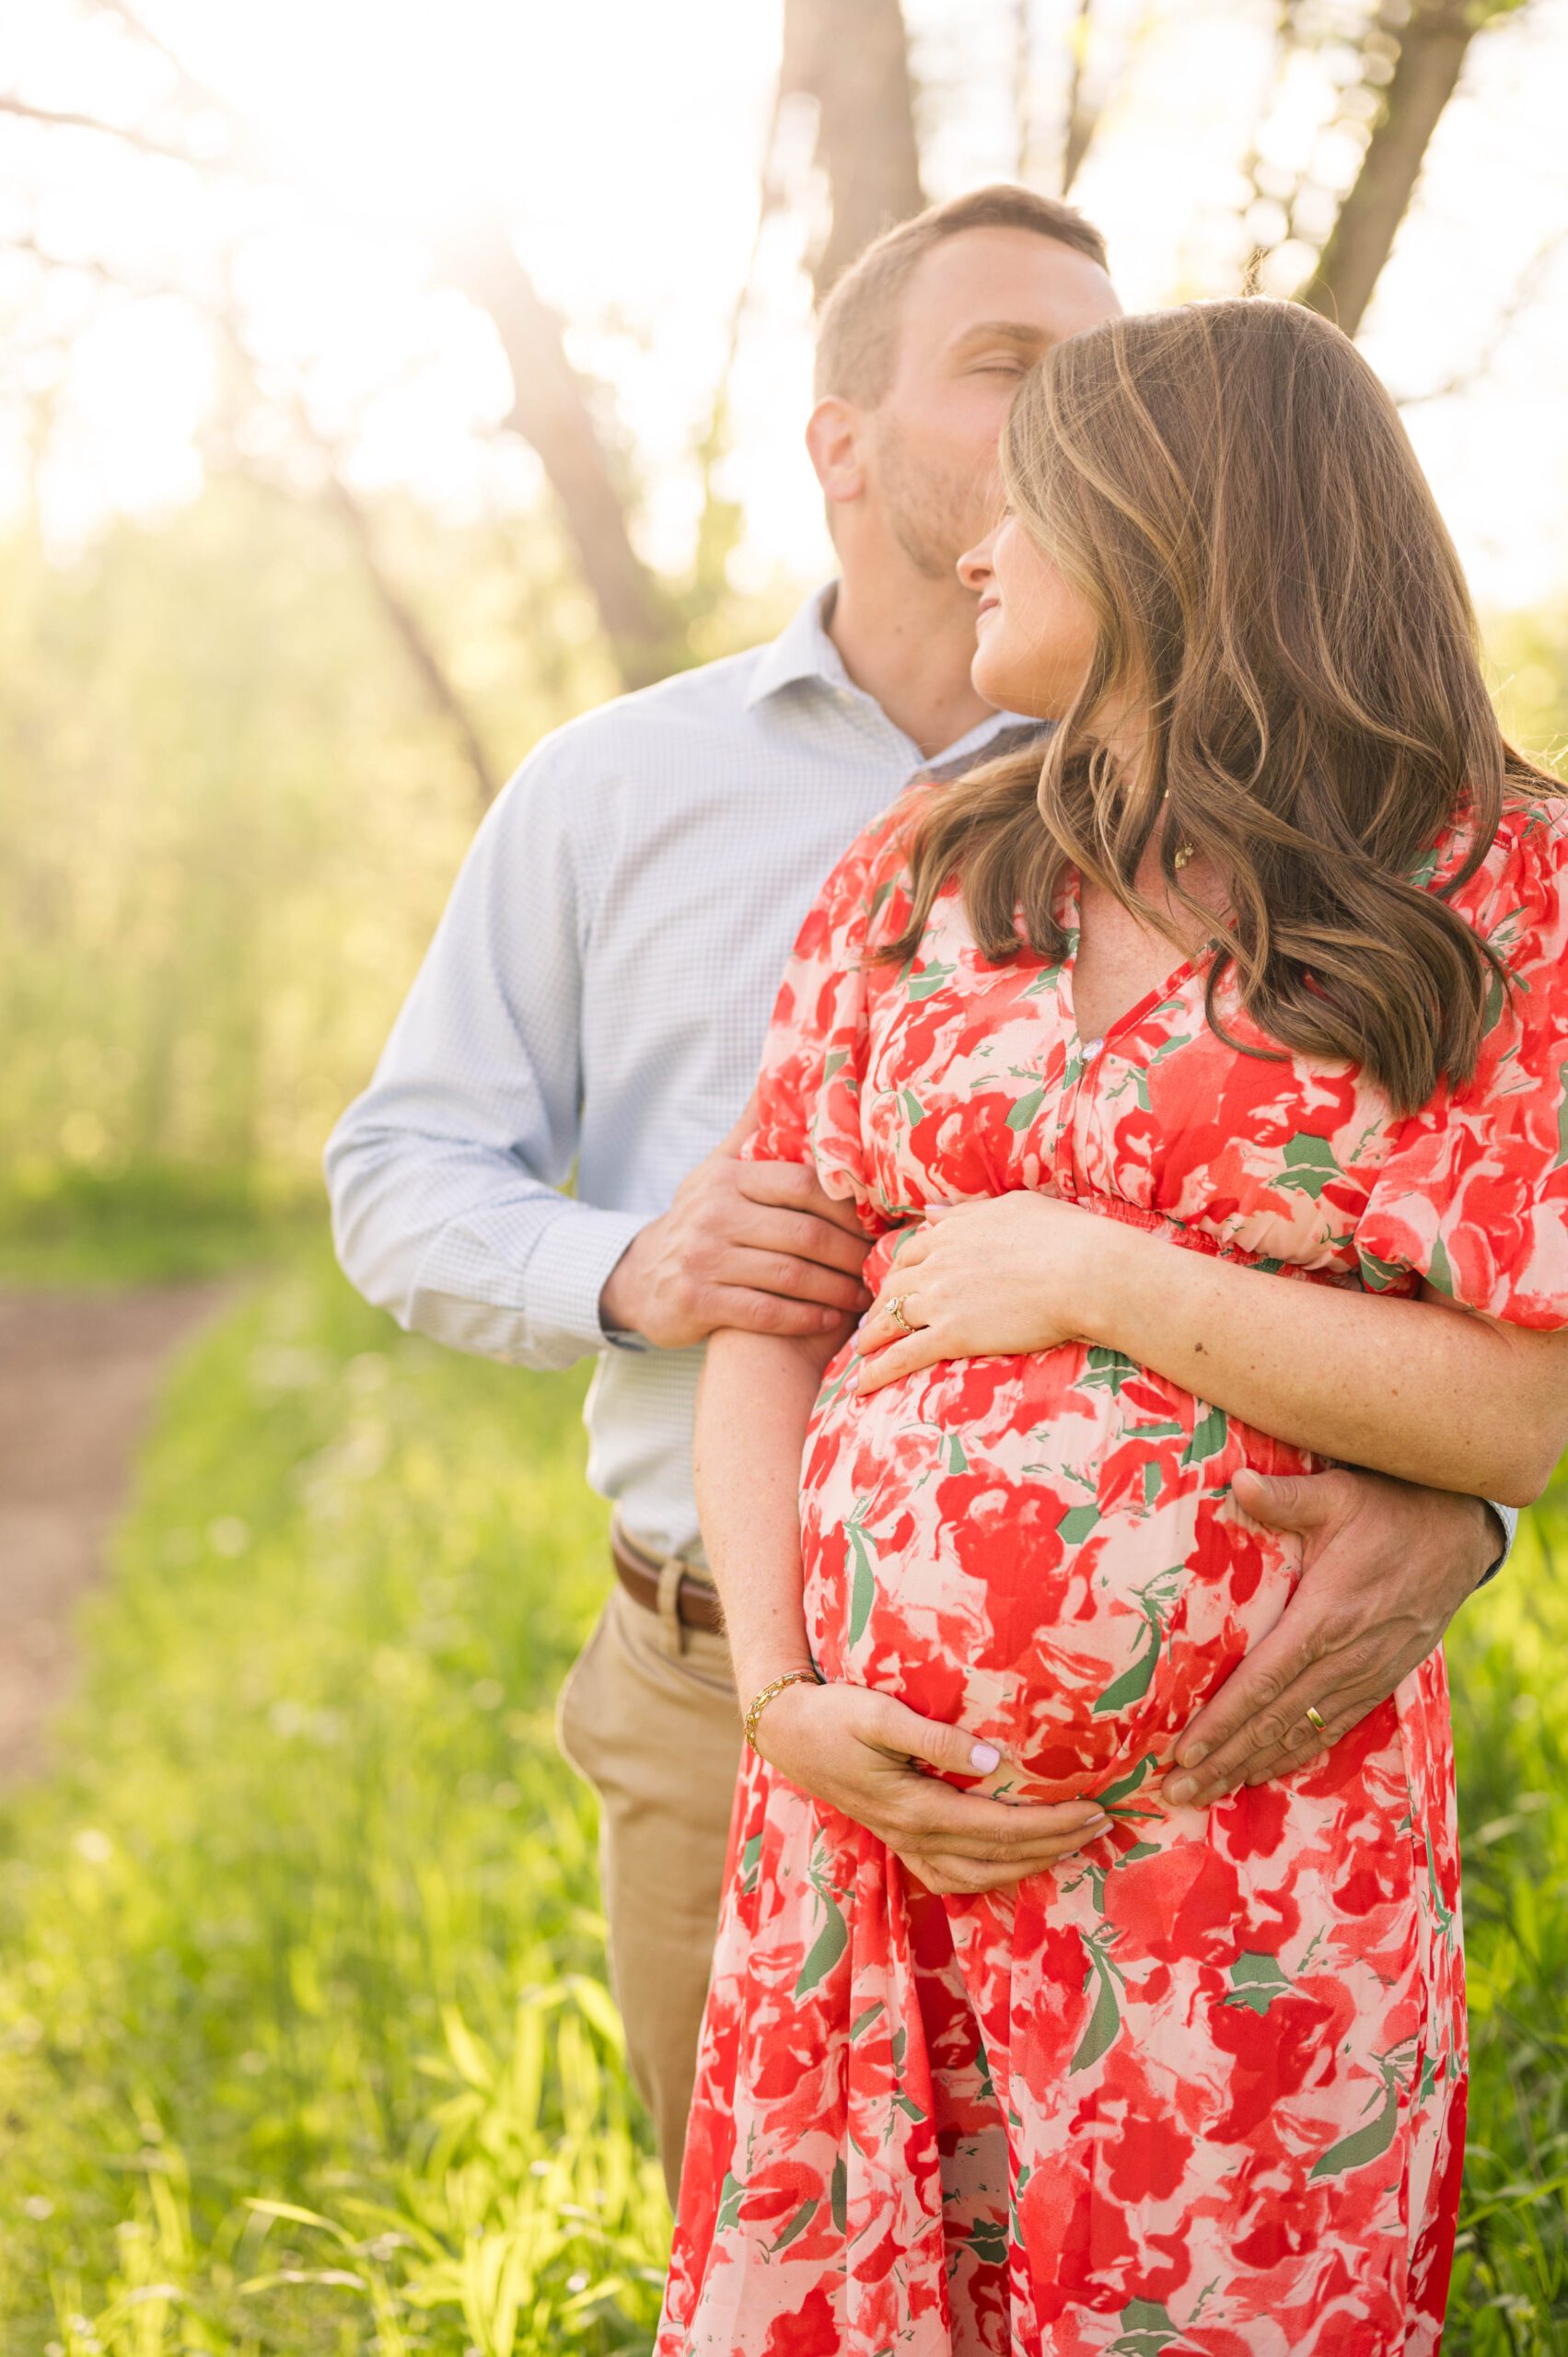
[610, 1520, 726, 1633]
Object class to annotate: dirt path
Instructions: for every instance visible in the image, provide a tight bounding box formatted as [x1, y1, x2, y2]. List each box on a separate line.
[0, 1283, 230, 1783]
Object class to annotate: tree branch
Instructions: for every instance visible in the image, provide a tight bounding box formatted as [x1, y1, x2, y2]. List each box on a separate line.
[781, 0, 924, 300]
[0, 92, 218, 170]
[1060, 0, 1098, 197]
[1296, 0, 1476, 337]
[441, 219, 672, 684]
[1395, 228, 1567, 407]
[6, 231, 505, 814]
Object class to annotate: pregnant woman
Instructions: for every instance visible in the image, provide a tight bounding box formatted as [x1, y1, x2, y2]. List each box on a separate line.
[658, 300, 1568, 2356]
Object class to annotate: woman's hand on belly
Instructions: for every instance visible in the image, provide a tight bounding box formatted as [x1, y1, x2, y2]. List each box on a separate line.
[854, 1193, 1099, 1394]
[755, 1678, 1111, 1896]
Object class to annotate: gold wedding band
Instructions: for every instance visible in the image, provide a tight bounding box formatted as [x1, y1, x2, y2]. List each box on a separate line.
[1304, 1704, 1328, 1735]
[888, 1295, 916, 1335]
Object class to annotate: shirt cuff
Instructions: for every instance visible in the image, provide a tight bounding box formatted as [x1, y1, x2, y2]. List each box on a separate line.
[1478, 1500, 1517, 1586]
[524, 1204, 651, 1357]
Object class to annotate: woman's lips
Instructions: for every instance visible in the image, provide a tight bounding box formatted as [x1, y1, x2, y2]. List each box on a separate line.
[976, 598, 1000, 624]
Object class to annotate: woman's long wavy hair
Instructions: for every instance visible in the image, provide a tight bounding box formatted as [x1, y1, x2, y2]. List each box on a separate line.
[881, 297, 1559, 1113]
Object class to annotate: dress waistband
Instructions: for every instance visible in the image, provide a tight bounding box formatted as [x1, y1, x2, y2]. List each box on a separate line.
[872, 1189, 1374, 1295]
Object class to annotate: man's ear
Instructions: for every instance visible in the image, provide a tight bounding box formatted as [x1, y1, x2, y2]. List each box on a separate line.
[806, 396, 867, 516]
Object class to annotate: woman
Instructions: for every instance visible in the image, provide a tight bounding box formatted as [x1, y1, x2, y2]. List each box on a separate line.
[658, 300, 1568, 2356]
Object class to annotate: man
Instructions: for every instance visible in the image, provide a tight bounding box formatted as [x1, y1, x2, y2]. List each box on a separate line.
[325, 185, 1511, 2204]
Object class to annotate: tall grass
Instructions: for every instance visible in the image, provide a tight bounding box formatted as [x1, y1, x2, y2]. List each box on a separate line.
[0, 1240, 668, 2353]
[2, 1239, 1566, 2351]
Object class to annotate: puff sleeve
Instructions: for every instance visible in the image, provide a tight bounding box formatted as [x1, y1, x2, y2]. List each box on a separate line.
[739, 803, 911, 1236]
[1355, 802, 1568, 1329]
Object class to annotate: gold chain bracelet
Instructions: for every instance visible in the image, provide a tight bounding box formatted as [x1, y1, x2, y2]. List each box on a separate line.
[743, 1666, 822, 1753]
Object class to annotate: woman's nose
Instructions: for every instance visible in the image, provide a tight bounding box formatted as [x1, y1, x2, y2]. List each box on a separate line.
[956, 531, 996, 593]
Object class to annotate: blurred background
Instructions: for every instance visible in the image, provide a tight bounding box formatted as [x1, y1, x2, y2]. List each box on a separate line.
[3, 4, 1568, 2353]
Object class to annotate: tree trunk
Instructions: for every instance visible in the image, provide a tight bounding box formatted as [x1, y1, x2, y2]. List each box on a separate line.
[1296, 0, 1475, 338]
[782, 0, 925, 300]
[1060, 0, 1099, 196]
[446, 221, 673, 687]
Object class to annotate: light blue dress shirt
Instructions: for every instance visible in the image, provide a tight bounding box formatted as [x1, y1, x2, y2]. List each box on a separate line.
[325, 586, 1029, 1558]
[324, 585, 1515, 1577]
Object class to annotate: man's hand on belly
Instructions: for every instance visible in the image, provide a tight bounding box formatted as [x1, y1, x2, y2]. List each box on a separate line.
[1161, 1469, 1498, 1807]
[757, 1681, 1111, 1897]
[599, 1099, 873, 1349]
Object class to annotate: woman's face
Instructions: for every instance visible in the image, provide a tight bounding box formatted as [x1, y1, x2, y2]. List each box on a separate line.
[959, 512, 1098, 720]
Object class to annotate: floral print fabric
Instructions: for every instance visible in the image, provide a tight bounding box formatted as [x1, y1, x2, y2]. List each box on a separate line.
[657, 795, 1568, 2357]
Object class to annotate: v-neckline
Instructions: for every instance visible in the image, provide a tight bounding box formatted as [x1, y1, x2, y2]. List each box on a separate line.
[1057, 866, 1215, 1065]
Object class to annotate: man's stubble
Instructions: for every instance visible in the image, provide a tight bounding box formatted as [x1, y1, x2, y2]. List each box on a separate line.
[874, 412, 1002, 586]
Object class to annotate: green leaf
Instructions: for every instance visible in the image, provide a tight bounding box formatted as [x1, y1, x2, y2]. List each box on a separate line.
[1096, 1751, 1159, 1807]
[1078, 1345, 1141, 1395]
[772, 2198, 818, 2252]
[1109, 2298, 1181, 2355]
[1224, 1951, 1291, 2016]
[822, 1049, 849, 1080]
[847, 1524, 877, 1647]
[891, 2091, 927, 2123]
[1005, 1084, 1046, 1132]
[906, 959, 956, 1002]
[1426, 1231, 1456, 1300]
[738, 1832, 762, 1896]
[850, 2001, 884, 2043]
[715, 2170, 745, 2232]
[900, 1089, 924, 1125]
[1357, 1245, 1405, 1293]
[1131, 1418, 1185, 1442]
[794, 1892, 849, 1999]
[830, 2154, 847, 2235]
[1092, 1620, 1163, 1715]
[944, 1431, 969, 1474]
[1070, 1946, 1121, 2074]
[1274, 1132, 1342, 1201]
[1057, 1501, 1100, 1545]
[1142, 1459, 1163, 1510]
[1308, 2083, 1400, 2180]
[1180, 1403, 1228, 1468]
[967, 2219, 1010, 2268]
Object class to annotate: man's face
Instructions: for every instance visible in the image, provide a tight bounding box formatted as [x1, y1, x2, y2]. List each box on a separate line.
[868, 226, 1121, 581]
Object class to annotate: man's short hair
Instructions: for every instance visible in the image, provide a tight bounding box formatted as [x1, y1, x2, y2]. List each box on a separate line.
[814, 183, 1110, 406]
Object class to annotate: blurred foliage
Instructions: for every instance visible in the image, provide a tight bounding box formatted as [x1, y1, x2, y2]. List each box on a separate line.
[0, 477, 620, 1192]
[0, 1244, 1565, 2350]
[0, 1165, 315, 1286]
[0, 469, 1559, 1240]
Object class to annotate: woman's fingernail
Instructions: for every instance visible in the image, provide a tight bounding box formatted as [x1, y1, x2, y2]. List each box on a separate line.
[1181, 1742, 1208, 1769]
[1165, 1775, 1198, 1805]
[970, 1740, 1002, 1771]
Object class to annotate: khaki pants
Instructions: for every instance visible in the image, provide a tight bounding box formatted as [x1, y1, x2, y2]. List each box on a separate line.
[555, 1562, 742, 2206]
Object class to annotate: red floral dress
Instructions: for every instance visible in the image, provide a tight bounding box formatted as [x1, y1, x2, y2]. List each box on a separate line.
[657, 794, 1568, 2357]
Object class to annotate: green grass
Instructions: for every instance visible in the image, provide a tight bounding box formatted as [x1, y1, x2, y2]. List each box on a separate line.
[2, 1238, 1567, 2351]
[0, 1167, 319, 1287]
[0, 1238, 668, 2355]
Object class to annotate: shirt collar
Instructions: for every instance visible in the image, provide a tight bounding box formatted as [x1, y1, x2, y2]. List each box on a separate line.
[744, 580, 1042, 767]
[744, 582, 854, 707]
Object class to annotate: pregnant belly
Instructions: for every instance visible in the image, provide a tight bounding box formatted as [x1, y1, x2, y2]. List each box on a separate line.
[798, 1338, 1317, 1808]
